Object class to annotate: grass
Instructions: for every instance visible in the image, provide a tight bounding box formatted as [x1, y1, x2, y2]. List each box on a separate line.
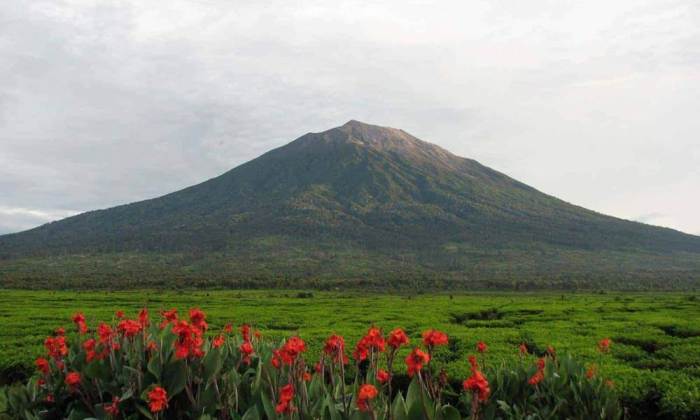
[1, 290, 699, 418]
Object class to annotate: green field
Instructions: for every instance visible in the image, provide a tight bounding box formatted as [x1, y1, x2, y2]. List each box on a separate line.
[1, 290, 699, 418]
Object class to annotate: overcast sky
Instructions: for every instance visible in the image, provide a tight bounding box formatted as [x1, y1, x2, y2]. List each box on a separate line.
[1, 0, 699, 235]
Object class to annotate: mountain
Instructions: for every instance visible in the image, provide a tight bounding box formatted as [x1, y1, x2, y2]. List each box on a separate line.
[1, 120, 699, 290]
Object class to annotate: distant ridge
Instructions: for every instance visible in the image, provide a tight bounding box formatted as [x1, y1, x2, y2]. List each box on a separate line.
[1, 120, 699, 289]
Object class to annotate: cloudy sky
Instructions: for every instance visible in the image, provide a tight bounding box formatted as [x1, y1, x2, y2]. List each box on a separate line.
[1, 0, 699, 235]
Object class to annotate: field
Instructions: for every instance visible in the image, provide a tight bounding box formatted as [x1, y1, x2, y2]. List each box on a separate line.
[1, 290, 699, 418]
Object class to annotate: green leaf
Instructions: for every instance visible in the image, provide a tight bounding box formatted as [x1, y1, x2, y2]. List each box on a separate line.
[242, 405, 260, 420]
[203, 348, 223, 383]
[162, 359, 188, 397]
[440, 405, 461, 420]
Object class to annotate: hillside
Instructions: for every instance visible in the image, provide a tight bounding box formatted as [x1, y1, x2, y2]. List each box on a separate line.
[1, 120, 699, 289]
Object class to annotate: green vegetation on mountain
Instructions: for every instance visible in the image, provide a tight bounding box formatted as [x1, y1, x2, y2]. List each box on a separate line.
[1, 120, 699, 289]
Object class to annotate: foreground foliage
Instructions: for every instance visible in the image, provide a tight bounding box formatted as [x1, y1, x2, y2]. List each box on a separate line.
[2, 308, 621, 419]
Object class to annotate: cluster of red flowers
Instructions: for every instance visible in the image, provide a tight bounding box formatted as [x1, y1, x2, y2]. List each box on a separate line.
[272, 336, 307, 368]
[72, 312, 88, 335]
[528, 357, 547, 386]
[463, 355, 490, 402]
[323, 334, 349, 364]
[353, 327, 386, 361]
[598, 338, 612, 353]
[387, 328, 409, 349]
[356, 384, 378, 412]
[147, 386, 168, 413]
[422, 329, 448, 348]
[405, 347, 431, 377]
[275, 384, 295, 414]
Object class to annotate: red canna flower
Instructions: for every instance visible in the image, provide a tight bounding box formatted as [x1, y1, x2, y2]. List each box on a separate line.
[138, 308, 149, 328]
[598, 338, 612, 353]
[354, 327, 385, 361]
[223, 323, 233, 334]
[65, 371, 81, 389]
[324, 334, 348, 364]
[97, 322, 114, 344]
[115, 311, 124, 319]
[278, 336, 306, 365]
[357, 384, 378, 412]
[254, 330, 262, 339]
[240, 324, 250, 342]
[422, 329, 448, 348]
[376, 369, 390, 384]
[405, 347, 430, 377]
[271, 349, 282, 369]
[189, 308, 208, 332]
[172, 320, 204, 359]
[586, 364, 597, 379]
[117, 319, 142, 338]
[303, 371, 312, 382]
[528, 370, 545, 386]
[239, 341, 254, 364]
[146, 340, 158, 352]
[35, 357, 50, 375]
[105, 396, 120, 417]
[83, 338, 97, 362]
[44, 336, 69, 360]
[463, 356, 490, 402]
[160, 309, 178, 329]
[387, 328, 409, 349]
[72, 312, 88, 334]
[476, 341, 488, 353]
[519, 343, 528, 356]
[536, 357, 546, 371]
[55, 327, 65, 336]
[212, 335, 225, 348]
[148, 386, 168, 413]
[275, 383, 295, 414]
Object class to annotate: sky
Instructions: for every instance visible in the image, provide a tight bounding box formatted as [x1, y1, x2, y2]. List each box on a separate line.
[1, 0, 699, 235]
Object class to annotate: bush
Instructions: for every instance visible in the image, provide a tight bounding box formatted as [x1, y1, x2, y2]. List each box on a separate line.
[1, 309, 622, 419]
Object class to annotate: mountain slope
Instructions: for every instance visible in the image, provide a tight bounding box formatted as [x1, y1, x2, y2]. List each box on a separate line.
[1, 120, 699, 289]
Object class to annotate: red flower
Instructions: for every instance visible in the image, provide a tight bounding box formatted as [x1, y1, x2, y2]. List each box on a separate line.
[422, 329, 448, 348]
[146, 340, 158, 352]
[546, 345, 556, 359]
[254, 330, 262, 339]
[83, 338, 97, 362]
[519, 343, 528, 355]
[278, 336, 306, 365]
[586, 364, 597, 379]
[476, 341, 488, 353]
[212, 335, 225, 348]
[72, 312, 88, 334]
[223, 323, 233, 334]
[376, 369, 390, 384]
[160, 309, 178, 329]
[357, 384, 378, 412]
[115, 311, 124, 319]
[105, 396, 120, 416]
[138, 308, 149, 328]
[528, 370, 545, 386]
[303, 372, 312, 382]
[172, 320, 204, 359]
[240, 324, 250, 342]
[35, 357, 50, 375]
[387, 328, 409, 349]
[529, 358, 547, 386]
[271, 349, 282, 368]
[354, 327, 385, 361]
[324, 334, 348, 364]
[117, 319, 141, 338]
[55, 327, 65, 336]
[44, 336, 69, 360]
[148, 386, 168, 413]
[598, 338, 612, 353]
[463, 356, 490, 402]
[189, 308, 208, 332]
[275, 383, 295, 414]
[239, 341, 254, 364]
[65, 371, 81, 388]
[98, 323, 114, 344]
[405, 347, 430, 377]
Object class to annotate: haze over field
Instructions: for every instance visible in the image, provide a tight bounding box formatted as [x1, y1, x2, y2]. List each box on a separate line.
[1, 0, 699, 236]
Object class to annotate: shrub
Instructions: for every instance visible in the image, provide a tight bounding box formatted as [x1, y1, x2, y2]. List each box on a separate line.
[2, 309, 621, 419]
